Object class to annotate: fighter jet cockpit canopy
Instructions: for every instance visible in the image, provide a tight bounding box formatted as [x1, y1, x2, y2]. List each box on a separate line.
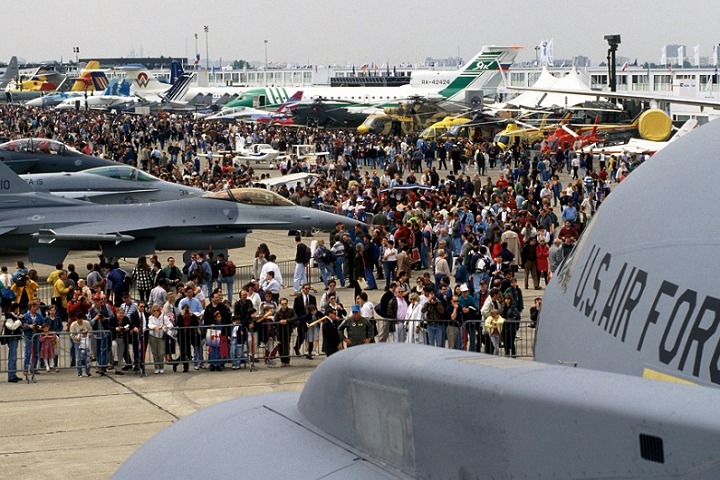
[202, 187, 295, 206]
[83, 165, 159, 182]
[0, 138, 83, 156]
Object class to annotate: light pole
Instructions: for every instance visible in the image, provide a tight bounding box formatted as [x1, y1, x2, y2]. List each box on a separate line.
[604, 34, 621, 92]
[194, 33, 198, 70]
[204, 25, 209, 74]
[264, 39, 268, 86]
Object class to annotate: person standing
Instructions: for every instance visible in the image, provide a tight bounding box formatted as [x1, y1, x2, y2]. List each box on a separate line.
[292, 235, 310, 295]
[22, 300, 45, 375]
[292, 283, 316, 356]
[274, 298, 297, 367]
[2, 302, 22, 382]
[338, 304, 374, 347]
[89, 294, 113, 375]
[147, 305, 170, 374]
[321, 306, 343, 357]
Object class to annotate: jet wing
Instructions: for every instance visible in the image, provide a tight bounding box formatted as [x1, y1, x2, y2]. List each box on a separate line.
[509, 85, 720, 109]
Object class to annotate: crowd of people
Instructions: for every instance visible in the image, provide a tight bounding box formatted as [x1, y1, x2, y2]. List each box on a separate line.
[0, 103, 641, 383]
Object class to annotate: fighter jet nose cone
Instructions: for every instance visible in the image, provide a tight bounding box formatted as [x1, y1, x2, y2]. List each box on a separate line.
[536, 120, 720, 386]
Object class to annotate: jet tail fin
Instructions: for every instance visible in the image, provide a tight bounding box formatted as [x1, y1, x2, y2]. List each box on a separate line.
[164, 72, 195, 102]
[124, 66, 167, 93]
[0, 56, 18, 89]
[438, 46, 522, 101]
[0, 159, 33, 194]
[275, 90, 303, 113]
[170, 61, 184, 85]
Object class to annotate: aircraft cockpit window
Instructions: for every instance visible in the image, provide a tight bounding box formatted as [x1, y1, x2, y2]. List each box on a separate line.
[87, 166, 134, 180]
[85, 166, 158, 182]
[203, 188, 295, 207]
[0, 138, 81, 156]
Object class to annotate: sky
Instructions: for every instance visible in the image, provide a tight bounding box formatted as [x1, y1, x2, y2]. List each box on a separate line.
[2, 0, 718, 67]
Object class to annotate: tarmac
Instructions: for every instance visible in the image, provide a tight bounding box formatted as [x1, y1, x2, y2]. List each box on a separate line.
[0, 162, 556, 479]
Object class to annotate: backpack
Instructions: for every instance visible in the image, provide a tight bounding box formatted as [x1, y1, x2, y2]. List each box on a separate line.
[319, 249, 336, 264]
[220, 260, 236, 278]
[475, 255, 491, 274]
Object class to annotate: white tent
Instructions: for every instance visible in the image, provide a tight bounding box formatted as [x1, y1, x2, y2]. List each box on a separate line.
[505, 67, 557, 109]
[535, 66, 593, 109]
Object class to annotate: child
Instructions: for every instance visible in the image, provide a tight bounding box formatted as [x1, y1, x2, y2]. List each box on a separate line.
[38, 324, 57, 372]
[78, 329, 92, 377]
[230, 315, 245, 370]
[484, 309, 505, 355]
[411, 324, 427, 345]
[529, 297, 541, 329]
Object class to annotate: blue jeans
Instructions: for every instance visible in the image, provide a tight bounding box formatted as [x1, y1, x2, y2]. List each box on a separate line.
[364, 267, 378, 290]
[23, 335, 39, 372]
[319, 265, 333, 288]
[383, 261, 396, 290]
[466, 322, 480, 352]
[7, 338, 19, 380]
[293, 262, 307, 292]
[452, 237, 462, 256]
[95, 333, 110, 369]
[420, 244, 429, 269]
[77, 347, 91, 375]
[208, 346, 222, 366]
[193, 341, 204, 368]
[427, 324, 445, 348]
[217, 276, 235, 303]
[334, 257, 345, 287]
[231, 338, 244, 367]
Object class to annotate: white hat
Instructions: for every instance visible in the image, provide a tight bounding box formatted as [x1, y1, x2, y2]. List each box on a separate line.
[459, 284, 469, 292]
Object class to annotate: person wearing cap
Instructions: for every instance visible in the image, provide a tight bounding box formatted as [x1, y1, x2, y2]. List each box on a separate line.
[458, 284, 479, 351]
[338, 304, 373, 347]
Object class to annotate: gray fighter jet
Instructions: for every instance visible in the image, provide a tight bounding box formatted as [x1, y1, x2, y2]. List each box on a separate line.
[0, 138, 118, 174]
[21, 165, 206, 204]
[115, 119, 720, 479]
[0, 161, 362, 264]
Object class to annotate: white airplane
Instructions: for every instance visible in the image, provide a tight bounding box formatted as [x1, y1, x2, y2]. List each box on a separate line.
[255, 172, 320, 190]
[583, 118, 697, 155]
[203, 90, 303, 122]
[219, 45, 523, 114]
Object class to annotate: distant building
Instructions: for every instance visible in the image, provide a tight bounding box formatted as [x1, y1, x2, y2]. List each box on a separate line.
[424, 56, 463, 68]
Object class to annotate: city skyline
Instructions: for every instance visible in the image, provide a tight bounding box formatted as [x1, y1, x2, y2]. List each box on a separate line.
[2, 0, 718, 67]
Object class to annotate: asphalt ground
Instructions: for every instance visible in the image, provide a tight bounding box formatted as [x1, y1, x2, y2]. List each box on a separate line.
[0, 159, 572, 479]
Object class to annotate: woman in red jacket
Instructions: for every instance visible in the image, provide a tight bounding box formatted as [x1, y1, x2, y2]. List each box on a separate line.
[535, 237, 550, 287]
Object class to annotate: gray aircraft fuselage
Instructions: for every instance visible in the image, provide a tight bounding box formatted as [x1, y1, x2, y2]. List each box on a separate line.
[0, 138, 118, 173]
[21, 165, 206, 204]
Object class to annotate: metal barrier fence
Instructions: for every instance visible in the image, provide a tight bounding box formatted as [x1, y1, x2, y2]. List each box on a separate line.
[0, 317, 534, 378]
[27, 258, 310, 304]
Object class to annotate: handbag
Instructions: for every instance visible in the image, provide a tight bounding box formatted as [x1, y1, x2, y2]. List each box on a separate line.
[206, 328, 221, 347]
[357, 277, 368, 290]
[1, 287, 16, 300]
